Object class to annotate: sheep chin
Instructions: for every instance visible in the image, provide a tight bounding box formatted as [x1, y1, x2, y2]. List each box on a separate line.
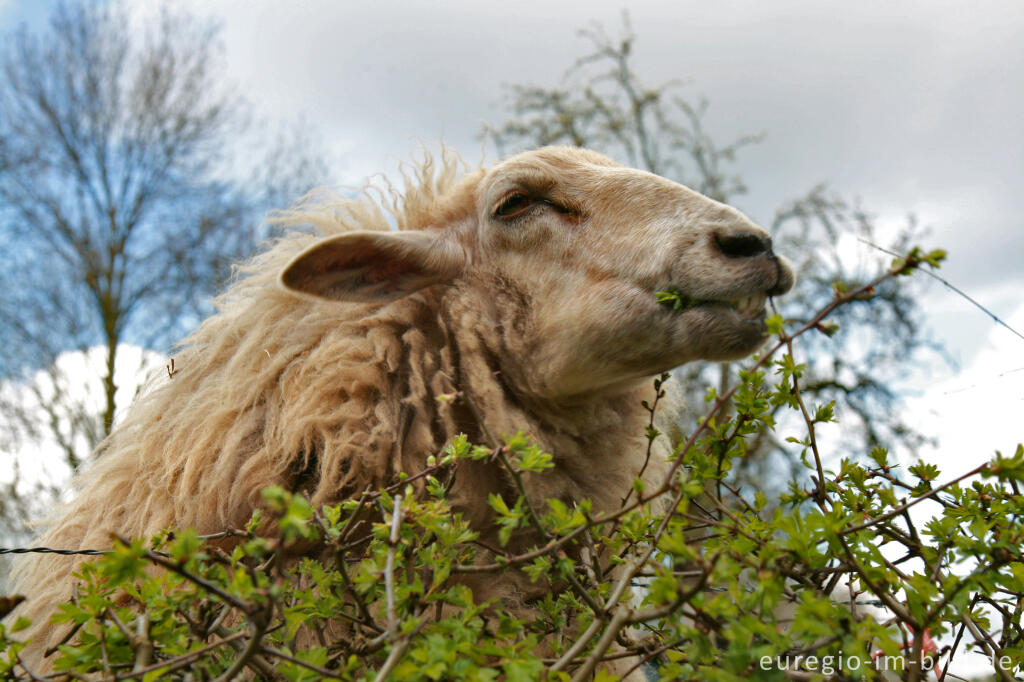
[666, 303, 772, 363]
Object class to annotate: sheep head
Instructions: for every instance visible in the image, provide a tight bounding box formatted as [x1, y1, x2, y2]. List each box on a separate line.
[281, 146, 794, 399]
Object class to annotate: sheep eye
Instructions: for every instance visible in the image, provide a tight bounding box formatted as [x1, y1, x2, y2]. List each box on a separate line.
[494, 193, 534, 220]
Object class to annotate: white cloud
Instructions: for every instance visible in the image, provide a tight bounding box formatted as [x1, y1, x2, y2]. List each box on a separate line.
[904, 303, 1024, 478]
[0, 346, 165, 498]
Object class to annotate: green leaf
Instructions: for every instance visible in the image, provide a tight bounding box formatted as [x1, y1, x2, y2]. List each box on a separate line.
[488, 493, 510, 515]
[813, 401, 836, 423]
[504, 658, 544, 682]
[656, 286, 695, 310]
[987, 444, 1024, 481]
[170, 527, 201, 562]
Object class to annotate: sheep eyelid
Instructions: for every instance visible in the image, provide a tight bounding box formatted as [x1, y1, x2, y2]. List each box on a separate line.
[492, 193, 577, 223]
[539, 198, 577, 216]
[492, 192, 536, 221]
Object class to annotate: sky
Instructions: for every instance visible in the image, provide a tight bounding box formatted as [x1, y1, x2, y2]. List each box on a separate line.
[1, 3, 1021, 472]
[0, 1, 1021, 672]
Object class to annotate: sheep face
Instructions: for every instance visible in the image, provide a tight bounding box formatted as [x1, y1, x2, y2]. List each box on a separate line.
[281, 147, 794, 399]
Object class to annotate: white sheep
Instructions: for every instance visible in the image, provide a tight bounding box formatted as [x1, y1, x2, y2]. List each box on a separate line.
[10, 146, 794, 676]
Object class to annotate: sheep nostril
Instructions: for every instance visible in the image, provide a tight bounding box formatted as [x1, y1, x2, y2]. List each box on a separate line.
[715, 232, 771, 258]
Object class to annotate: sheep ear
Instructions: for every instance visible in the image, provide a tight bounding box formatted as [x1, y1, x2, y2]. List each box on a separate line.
[279, 230, 465, 302]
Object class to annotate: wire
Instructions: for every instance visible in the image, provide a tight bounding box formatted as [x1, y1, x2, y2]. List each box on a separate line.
[0, 546, 170, 557]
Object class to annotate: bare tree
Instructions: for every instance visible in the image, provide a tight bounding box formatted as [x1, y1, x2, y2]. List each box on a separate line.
[0, 1, 327, 541]
[486, 13, 945, 485]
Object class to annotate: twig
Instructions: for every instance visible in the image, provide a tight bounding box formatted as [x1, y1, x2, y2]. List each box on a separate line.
[384, 494, 404, 639]
[113, 630, 249, 680]
[570, 609, 631, 682]
[621, 373, 669, 507]
[333, 551, 382, 634]
[959, 613, 1015, 682]
[836, 535, 917, 629]
[260, 644, 343, 678]
[549, 617, 605, 672]
[212, 606, 271, 682]
[140, 545, 253, 612]
[939, 594, 979, 682]
[839, 463, 987, 536]
[553, 555, 647, 675]
[615, 635, 688, 679]
[372, 615, 428, 682]
[212, 624, 284, 681]
[132, 612, 153, 672]
[44, 618, 85, 657]
[104, 608, 134, 644]
[95, 616, 111, 677]
[784, 336, 829, 511]
[562, 552, 717, 679]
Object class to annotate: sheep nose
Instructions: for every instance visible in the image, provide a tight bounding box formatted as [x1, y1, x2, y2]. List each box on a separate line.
[714, 231, 773, 259]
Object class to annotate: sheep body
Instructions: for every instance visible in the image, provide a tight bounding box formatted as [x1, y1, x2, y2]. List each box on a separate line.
[10, 146, 794, 675]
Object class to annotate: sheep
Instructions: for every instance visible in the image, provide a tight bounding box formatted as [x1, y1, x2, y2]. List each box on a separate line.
[8, 145, 794, 674]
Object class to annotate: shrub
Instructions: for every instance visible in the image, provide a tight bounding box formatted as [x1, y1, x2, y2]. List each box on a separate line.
[2, 248, 1022, 681]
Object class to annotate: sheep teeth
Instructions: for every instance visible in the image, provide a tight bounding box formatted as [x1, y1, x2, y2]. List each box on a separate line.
[729, 293, 767, 318]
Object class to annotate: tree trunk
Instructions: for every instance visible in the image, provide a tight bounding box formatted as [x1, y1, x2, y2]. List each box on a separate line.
[102, 331, 118, 439]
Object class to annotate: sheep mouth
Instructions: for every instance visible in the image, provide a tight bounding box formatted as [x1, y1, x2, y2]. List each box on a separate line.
[718, 293, 769, 320]
[657, 288, 768, 320]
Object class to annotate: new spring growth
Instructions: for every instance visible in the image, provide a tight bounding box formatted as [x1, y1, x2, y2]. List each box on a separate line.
[655, 286, 698, 310]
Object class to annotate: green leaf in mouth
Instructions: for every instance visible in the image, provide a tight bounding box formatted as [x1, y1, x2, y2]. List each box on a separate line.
[655, 286, 698, 311]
